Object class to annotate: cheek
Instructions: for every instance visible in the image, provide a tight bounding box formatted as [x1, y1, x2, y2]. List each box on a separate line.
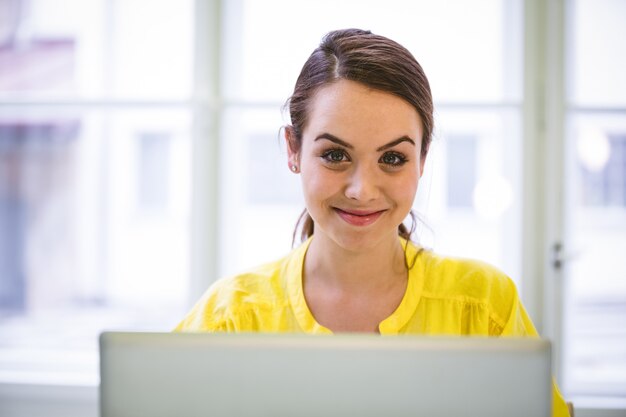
[300, 168, 337, 203]
[300, 169, 350, 219]
[391, 173, 419, 206]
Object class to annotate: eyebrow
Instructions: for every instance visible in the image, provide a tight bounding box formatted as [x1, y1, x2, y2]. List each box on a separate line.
[314, 133, 416, 151]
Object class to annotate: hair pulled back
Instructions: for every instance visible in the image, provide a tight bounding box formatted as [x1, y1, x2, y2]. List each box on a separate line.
[286, 29, 434, 245]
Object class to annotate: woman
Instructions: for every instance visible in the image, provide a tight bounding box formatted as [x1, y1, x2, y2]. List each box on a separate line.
[176, 28, 570, 417]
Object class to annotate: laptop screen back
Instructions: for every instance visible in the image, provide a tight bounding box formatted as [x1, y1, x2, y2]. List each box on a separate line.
[99, 332, 551, 417]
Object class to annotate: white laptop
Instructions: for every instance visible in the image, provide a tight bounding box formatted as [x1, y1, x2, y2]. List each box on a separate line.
[99, 332, 552, 417]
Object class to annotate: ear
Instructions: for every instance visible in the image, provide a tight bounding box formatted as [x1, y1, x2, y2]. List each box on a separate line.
[285, 126, 301, 172]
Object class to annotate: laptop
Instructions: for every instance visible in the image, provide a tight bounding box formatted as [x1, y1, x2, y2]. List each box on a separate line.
[99, 332, 552, 417]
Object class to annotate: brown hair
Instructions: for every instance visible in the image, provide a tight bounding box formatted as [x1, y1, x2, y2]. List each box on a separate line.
[286, 28, 434, 245]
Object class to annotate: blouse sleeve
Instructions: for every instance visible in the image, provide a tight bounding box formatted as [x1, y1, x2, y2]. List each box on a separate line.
[174, 282, 230, 332]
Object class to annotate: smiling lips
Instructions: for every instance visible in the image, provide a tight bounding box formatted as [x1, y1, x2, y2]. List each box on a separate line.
[334, 208, 386, 226]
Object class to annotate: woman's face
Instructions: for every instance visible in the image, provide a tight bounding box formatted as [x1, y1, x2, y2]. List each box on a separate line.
[287, 79, 425, 251]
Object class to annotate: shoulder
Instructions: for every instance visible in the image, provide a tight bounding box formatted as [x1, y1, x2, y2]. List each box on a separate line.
[176, 255, 290, 331]
[417, 249, 520, 308]
[413, 249, 526, 335]
[176, 242, 308, 332]
[211, 261, 285, 305]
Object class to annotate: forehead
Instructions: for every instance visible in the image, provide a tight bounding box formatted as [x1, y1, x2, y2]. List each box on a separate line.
[304, 79, 423, 145]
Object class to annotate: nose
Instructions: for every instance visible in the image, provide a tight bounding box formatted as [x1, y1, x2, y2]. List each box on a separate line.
[344, 163, 380, 202]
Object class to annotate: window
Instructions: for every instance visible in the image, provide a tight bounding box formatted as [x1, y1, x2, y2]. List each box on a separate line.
[0, 0, 624, 415]
[562, 0, 626, 407]
[0, 0, 194, 386]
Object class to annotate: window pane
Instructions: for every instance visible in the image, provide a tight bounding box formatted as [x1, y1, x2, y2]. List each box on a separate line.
[563, 113, 626, 400]
[569, 0, 626, 107]
[415, 109, 522, 286]
[0, 0, 194, 99]
[0, 107, 191, 382]
[447, 135, 478, 208]
[218, 107, 303, 277]
[224, 0, 522, 103]
[578, 133, 626, 207]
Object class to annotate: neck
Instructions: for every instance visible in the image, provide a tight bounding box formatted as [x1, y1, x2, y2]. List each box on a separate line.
[304, 232, 407, 293]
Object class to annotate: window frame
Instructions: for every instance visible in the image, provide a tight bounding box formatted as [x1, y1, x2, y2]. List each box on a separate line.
[528, 0, 626, 414]
[0, 1, 624, 416]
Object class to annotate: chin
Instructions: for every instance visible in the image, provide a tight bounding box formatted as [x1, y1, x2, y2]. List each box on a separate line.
[324, 226, 399, 253]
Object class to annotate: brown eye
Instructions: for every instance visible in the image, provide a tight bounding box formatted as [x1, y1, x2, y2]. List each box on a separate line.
[321, 149, 349, 163]
[380, 152, 407, 166]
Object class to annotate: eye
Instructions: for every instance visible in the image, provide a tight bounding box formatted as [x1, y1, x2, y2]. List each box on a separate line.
[379, 151, 408, 167]
[321, 148, 349, 164]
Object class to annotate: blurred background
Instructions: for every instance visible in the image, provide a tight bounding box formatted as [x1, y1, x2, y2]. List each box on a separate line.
[0, 0, 624, 416]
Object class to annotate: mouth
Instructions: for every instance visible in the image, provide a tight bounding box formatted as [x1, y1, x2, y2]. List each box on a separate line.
[333, 208, 387, 227]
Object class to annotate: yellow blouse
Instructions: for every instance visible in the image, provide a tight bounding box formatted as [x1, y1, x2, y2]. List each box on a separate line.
[176, 238, 570, 417]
